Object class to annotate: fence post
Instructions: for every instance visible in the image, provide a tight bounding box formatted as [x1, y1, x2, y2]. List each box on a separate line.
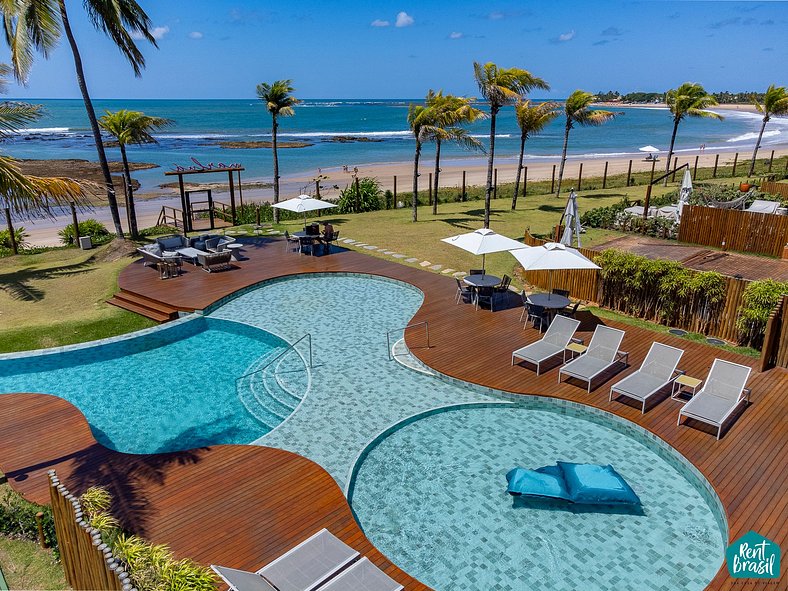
[577, 163, 583, 191]
[671, 157, 678, 182]
[428, 172, 433, 206]
[626, 159, 632, 186]
[393, 175, 397, 205]
[523, 166, 527, 197]
[35, 511, 47, 548]
[692, 155, 698, 180]
[550, 164, 556, 193]
[4, 207, 17, 255]
[602, 161, 608, 189]
[461, 170, 466, 201]
[713, 154, 719, 178]
[494, 168, 498, 199]
[70, 202, 80, 245]
[732, 152, 738, 177]
[768, 150, 774, 173]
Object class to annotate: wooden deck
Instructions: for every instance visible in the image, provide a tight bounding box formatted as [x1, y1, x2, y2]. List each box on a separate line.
[1, 238, 786, 590]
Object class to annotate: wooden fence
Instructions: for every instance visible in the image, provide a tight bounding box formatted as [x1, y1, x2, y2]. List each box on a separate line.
[48, 471, 135, 591]
[760, 295, 788, 371]
[760, 180, 788, 200]
[677, 205, 788, 258]
[520, 231, 750, 343]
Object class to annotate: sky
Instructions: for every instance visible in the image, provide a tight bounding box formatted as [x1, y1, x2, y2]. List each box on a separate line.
[2, 0, 787, 100]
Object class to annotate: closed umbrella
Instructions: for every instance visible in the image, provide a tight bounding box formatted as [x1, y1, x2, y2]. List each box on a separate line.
[271, 194, 337, 228]
[678, 168, 693, 219]
[509, 241, 600, 299]
[559, 190, 583, 248]
[441, 228, 527, 276]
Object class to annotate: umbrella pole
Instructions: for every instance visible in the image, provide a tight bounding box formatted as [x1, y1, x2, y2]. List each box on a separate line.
[482, 254, 486, 277]
[548, 271, 553, 299]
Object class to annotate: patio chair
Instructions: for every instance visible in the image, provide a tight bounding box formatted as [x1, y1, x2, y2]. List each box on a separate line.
[559, 326, 627, 393]
[746, 199, 780, 215]
[455, 278, 473, 304]
[322, 230, 340, 254]
[677, 359, 752, 440]
[284, 231, 301, 253]
[512, 315, 581, 375]
[196, 250, 233, 272]
[551, 288, 570, 298]
[609, 342, 684, 412]
[558, 301, 581, 319]
[469, 268, 485, 276]
[475, 285, 495, 311]
[319, 558, 404, 591]
[496, 275, 512, 293]
[212, 529, 359, 591]
[524, 302, 548, 331]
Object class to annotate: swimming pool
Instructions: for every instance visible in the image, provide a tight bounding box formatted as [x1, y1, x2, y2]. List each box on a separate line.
[348, 403, 726, 591]
[0, 316, 306, 453]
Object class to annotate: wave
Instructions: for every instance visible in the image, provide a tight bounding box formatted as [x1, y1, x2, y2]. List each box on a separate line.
[726, 130, 781, 143]
[13, 127, 71, 134]
[273, 131, 413, 138]
[156, 133, 234, 139]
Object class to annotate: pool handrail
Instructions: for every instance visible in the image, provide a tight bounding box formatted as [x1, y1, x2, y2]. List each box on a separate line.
[236, 333, 313, 384]
[386, 321, 429, 361]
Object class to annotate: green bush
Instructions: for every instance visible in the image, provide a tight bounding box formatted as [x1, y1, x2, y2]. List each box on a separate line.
[58, 219, 112, 245]
[0, 227, 27, 249]
[138, 224, 178, 238]
[736, 279, 788, 349]
[0, 486, 57, 552]
[337, 177, 383, 214]
[580, 200, 629, 230]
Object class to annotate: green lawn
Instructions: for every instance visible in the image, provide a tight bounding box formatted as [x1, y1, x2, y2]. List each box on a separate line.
[0, 245, 155, 353]
[0, 536, 68, 590]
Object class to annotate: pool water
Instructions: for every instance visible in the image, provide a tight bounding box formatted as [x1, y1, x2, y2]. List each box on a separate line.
[0, 317, 296, 453]
[348, 405, 726, 591]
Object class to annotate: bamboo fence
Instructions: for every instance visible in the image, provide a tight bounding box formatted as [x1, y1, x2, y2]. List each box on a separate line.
[760, 295, 788, 371]
[48, 471, 135, 591]
[760, 180, 788, 200]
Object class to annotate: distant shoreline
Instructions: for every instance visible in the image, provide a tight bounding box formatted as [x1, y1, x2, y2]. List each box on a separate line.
[593, 102, 761, 114]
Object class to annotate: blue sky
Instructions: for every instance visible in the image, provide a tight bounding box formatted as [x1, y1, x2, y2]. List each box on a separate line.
[3, 0, 787, 99]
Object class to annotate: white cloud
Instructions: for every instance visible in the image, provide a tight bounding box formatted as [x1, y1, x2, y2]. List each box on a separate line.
[371, 19, 390, 27]
[188, 31, 203, 39]
[395, 11, 414, 27]
[558, 29, 575, 42]
[449, 31, 464, 39]
[132, 25, 169, 40]
[488, 11, 504, 20]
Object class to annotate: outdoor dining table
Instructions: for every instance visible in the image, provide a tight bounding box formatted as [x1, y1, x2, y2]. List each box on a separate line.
[463, 274, 501, 288]
[293, 231, 321, 255]
[527, 293, 571, 310]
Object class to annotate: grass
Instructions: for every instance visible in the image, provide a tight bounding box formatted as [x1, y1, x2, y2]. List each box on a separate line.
[0, 535, 67, 590]
[0, 244, 155, 353]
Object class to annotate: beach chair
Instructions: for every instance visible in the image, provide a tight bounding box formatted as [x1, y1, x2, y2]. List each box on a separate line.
[212, 529, 359, 591]
[746, 199, 780, 215]
[512, 315, 581, 375]
[609, 342, 684, 412]
[559, 326, 627, 393]
[319, 558, 404, 591]
[677, 359, 751, 440]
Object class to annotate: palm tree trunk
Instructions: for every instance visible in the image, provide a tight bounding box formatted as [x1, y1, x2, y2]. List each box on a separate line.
[512, 133, 526, 209]
[412, 140, 421, 222]
[748, 116, 768, 177]
[271, 114, 280, 223]
[119, 143, 138, 239]
[58, 0, 123, 238]
[555, 120, 571, 198]
[483, 107, 498, 228]
[663, 118, 680, 186]
[432, 140, 441, 216]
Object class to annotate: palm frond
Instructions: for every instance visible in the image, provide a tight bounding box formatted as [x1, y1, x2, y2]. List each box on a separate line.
[574, 109, 617, 127]
[99, 109, 173, 145]
[84, 0, 156, 76]
[0, 155, 88, 215]
[515, 100, 559, 137]
[762, 84, 788, 117]
[256, 80, 298, 116]
[473, 61, 549, 108]
[0, 100, 42, 135]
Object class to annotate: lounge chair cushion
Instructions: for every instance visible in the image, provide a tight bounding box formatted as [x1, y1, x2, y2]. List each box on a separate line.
[193, 240, 207, 251]
[505, 465, 571, 500]
[205, 237, 221, 251]
[558, 462, 641, 505]
[158, 236, 186, 250]
[143, 244, 162, 256]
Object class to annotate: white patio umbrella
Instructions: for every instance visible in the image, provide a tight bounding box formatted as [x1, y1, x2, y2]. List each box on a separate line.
[559, 190, 583, 248]
[639, 145, 660, 153]
[509, 242, 600, 299]
[271, 194, 337, 228]
[678, 168, 693, 219]
[441, 228, 528, 276]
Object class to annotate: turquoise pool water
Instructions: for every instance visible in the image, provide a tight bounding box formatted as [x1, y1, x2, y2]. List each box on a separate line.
[348, 404, 726, 591]
[0, 317, 297, 453]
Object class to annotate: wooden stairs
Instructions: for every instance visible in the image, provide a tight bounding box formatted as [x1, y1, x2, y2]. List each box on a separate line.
[107, 289, 183, 322]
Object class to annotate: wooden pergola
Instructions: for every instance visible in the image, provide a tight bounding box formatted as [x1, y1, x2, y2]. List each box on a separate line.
[164, 164, 244, 233]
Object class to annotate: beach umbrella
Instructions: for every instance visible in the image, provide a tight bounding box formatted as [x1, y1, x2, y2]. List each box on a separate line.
[271, 194, 337, 228]
[678, 168, 693, 219]
[639, 145, 660, 153]
[441, 228, 527, 276]
[509, 241, 600, 298]
[559, 190, 583, 248]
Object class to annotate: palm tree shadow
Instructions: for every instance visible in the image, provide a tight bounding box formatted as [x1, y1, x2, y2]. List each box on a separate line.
[0, 256, 98, 302]
[438, 217, 479, 230]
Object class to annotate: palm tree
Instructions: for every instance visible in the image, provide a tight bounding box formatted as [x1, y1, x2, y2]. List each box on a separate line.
[748, 85, 788, 176]
[473, 62, 548, 228]
[556, 91, 616, 198]
[256, 80, 298, 224]
[406, 102, 435, 223]
[664, 82, 721, 182]
[426, 91, 485, 215]
[1, 0, 158, 238]
[512, 100, 559, 209]
[99, 110, 172, 239]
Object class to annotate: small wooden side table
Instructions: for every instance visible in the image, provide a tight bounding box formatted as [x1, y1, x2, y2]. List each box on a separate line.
[564, 342, 588, 363]
[672, 375, 702, 402]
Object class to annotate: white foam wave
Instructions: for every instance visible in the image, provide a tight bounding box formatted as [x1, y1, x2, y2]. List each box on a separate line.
[157, 133, 233, 139]
[276, 131, 412, 138]
[13, 127, 71, 134]
[726, 130, 781, 143]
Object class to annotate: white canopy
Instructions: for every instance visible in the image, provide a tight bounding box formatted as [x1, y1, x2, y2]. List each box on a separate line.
[510, 241, 599, 296]
[271, 194, 337, 227]
[639, 145, 660, 153]
[441, 228, 527, 274]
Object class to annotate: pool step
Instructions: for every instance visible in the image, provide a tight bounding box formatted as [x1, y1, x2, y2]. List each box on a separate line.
[107, 289, 180, 322]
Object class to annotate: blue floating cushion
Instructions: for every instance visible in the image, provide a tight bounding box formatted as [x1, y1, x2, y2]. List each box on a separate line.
[505, 465, 571, 500]
[557, 462, 641, 505]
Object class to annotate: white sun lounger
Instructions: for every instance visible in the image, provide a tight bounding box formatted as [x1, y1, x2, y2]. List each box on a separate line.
[212, 529, 359, 591]
[512, 315, 581, 375]
[746, 199, 780, 215]
[212, 566, 278, 591]
[609, 342, 684, 412]
[559, 326, 627, 393]
[319, 557, 404, 591]
[677, 358, 752, 440]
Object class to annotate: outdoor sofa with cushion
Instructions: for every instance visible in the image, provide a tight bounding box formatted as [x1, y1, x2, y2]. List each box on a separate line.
[609, 342, 684, 413]
[196, 250, 233, 272]
[189, 233, 235, 252]
[137, 243, 182, 272]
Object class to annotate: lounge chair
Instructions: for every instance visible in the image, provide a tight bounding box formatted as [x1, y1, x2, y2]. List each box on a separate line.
[559, 326, 627, 393]
[677, 358, 751, 440]
[609, 342, 684, 412]
[196, 250, 233, 272]
[512, 315, 581, 375]
[746, 199, 780, 215]
[319, 558, 403, 591]
[212, 529, 359, 591]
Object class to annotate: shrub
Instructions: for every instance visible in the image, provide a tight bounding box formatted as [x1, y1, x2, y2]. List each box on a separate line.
[337, 177, 382, 214]
[59, 219, 111, 245]
[0, 226, 27, 249]
[580, 200, 629, 230]
[0, 486, 57, 552]
[138, 224, 178, 237]
[384, 189, 393, 210]
[736, 279, 788, 349]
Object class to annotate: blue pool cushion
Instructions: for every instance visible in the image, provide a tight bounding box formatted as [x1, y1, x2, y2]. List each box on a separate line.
[557, 462, 642, 506]
[505, 465, 571, 500]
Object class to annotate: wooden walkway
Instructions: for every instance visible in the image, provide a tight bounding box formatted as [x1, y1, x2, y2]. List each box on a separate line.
[1, 238, 785, 591]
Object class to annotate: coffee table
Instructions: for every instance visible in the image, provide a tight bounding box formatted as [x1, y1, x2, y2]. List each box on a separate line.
[224, 243, 244, 260]
[176, 247, 207, 265]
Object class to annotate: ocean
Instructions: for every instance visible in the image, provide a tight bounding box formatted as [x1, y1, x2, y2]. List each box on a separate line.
[3, 98, 786, 192]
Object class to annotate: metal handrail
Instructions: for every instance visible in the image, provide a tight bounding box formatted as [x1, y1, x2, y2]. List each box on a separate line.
[386, 321, 429, 361]
[236, 333, 313, 382]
